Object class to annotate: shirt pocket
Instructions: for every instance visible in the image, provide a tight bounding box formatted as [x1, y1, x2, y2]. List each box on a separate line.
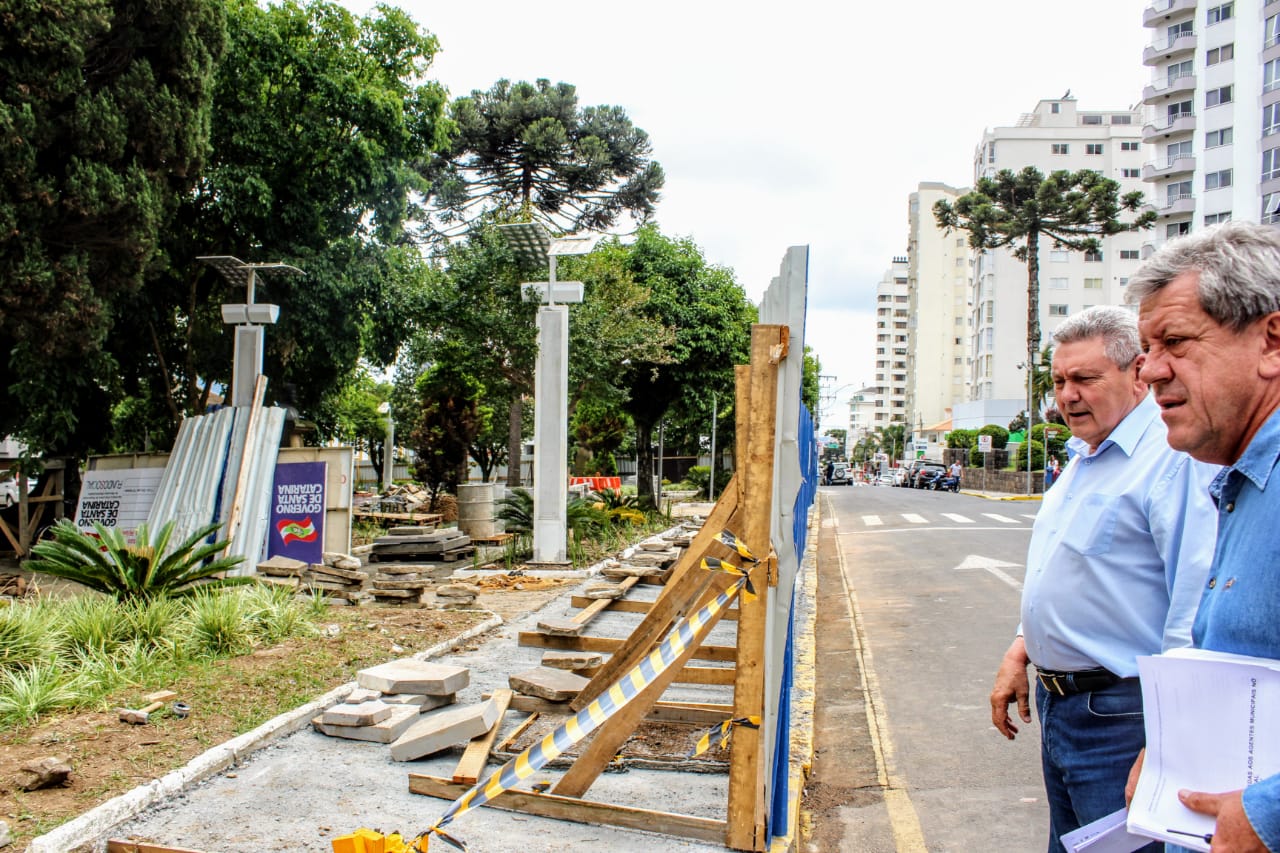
[1061, 493, 1121, 557]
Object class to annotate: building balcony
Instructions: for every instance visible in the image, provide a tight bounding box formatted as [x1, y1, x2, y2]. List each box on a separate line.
[1143, 30, 1196, 65]
[1143, 112, 1196, 142]
[1143, 155, 1195, 180]
[1157, 193, 1196, 217]
[1143, 0, 1196, 27]
[1143, 73, 1196, 104]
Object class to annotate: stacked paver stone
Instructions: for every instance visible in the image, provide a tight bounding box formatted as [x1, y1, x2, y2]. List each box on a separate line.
[255, 554, 371, 605]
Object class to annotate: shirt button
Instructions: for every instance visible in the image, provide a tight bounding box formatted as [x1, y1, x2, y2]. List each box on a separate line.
[1208, 577, 1217, 589]
[1225, 502, 1235, 512]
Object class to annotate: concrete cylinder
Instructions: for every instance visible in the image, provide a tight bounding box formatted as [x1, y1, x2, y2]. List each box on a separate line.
[456, 483, 496, 538]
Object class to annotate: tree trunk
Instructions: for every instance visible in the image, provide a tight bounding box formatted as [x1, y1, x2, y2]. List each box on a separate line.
[506, 394, 523, 487]
[635, 420, 655, 504]
[1026, 228, 1042, 428]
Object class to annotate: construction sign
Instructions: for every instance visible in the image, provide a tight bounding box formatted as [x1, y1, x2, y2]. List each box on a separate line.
[268, 461, 326, 564]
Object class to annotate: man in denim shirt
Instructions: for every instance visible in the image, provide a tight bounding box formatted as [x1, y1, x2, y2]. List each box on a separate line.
[991, 307, 1218, 852]
[1131, 221, 1280, 852]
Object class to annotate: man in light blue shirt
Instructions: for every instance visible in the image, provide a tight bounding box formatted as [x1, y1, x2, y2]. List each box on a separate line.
[990, 306, 1218, 853]
[1130, 221, 1280, 853]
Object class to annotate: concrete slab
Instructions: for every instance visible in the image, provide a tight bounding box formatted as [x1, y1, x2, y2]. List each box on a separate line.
[535, 616, 583, 636]
[311, 704, 419, 743]
[389, 700, 500, 762]
[508, 667, 588, 702]
[320, 701, 392, 727]
[582, 582, 624, 600]
[540, 651, 603, 671]
[357, 659, 469, 696]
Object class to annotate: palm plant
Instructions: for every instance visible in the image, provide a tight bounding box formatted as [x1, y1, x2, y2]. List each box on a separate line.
[495, 488, 534, 536]
[27, 520, 249, 602]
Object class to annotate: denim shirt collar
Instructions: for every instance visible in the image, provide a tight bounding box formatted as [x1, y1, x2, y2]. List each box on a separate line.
[1065, 394, 1159, 461]
[1210, 406, 1280, 502]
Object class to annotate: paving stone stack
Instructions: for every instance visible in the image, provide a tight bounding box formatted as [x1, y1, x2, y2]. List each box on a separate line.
[368, 527, 473, 563]
[433, 583, 479, 609]
[256, 554, 371, 605]
[509, 666, 588, 702]
[312, 659, 468, 743]
[366, 562, 455, 606]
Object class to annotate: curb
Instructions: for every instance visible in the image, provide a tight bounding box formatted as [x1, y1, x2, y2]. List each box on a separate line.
[959, 490, 1043, 502]
[26, 613, 504, 853]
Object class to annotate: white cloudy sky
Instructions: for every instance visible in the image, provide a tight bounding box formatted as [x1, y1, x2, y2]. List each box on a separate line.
[344, 0, 1150, 423]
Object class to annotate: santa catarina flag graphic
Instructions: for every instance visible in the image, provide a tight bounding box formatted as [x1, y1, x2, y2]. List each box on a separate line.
[268, 462, 326, 564]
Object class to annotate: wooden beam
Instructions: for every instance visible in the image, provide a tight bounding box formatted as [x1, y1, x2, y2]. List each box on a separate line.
[569, 596, 740, 620]
[451, 688, 513, 785]
[408, 774, 727, 845]
[505, 694, 733, 726]
[570, 575, 639, 628]
[552, 570, 736, 798]
[725, 324, 783, 852]
[496, 711, 539, 752]
[107, 842, 210, 853]
[517, 632, 736, 663]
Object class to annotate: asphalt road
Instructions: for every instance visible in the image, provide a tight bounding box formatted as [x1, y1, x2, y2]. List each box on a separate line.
[813, 482, 1049, 852]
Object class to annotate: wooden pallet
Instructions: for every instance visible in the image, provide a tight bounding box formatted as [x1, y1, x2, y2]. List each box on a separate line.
[469, 532, 513, 546]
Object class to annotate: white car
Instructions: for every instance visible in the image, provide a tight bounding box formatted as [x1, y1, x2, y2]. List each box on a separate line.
[1, 476, 21, 507]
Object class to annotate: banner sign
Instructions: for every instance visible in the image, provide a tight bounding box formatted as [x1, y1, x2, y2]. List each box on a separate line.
[76, 468, 164, 545]
[268, 462, 326, 564]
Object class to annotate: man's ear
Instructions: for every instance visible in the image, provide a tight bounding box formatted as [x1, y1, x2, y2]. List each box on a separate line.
[1259, 313, 1280, 380]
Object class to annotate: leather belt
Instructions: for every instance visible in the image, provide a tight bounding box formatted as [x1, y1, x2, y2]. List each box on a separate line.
[1035, 667, 1122, 697]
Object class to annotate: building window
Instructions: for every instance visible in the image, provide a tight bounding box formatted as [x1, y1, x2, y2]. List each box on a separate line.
[1268, 14, 1280, 48]
[1120, 249, 1140, 260]
[1207, 3, 1233, 25]
[1206, 127, 1233, 148]
[1120, 278, 1130, 287]
[1168, 180, 1193, 205]
[1050, 250, 1069, 262]
[1265, 148, 1280, 182]
[1051, 103, 1061, 114]
[1085, 251, 1103, 262]
[1267, 60, 1280, 95]
[1264, 193, 1280, 224]
[1086, 143, 1104, 155]
[1111, 115, 1132, 125]
[1205, 169, 1233, 190]
[1049, 277, 1069, 290]
[1084, 278, 1103, 289]
[1167, 140, 1192, 165]
[1167, 221, 1192, 238]
[985, 303, 994, 323]
[1266, 104, 1280, 138]
[1167, 60, 1193, 84]
[1206, 86, 1233, 108]
[1122, 167, 1141, 178]
[1207, 43, 1234, 65]
[1049, 304, 1070, 317]
[1204, 212, 1232, 225]
[987, 143, 996, 164]
[1168, 100, 1193, 122]
[1052, 143, 1070, 155]
[1082, 115, 1103, 126]
[1121, 141, 1141, 152]
[1168, 20, 1193, 44]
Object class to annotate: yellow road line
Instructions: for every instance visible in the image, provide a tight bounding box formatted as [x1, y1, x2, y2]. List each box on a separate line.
[827, 494, 928, 852]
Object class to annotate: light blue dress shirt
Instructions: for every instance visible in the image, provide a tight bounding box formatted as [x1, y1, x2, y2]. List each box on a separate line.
[1191, 406, 1280, 851]
[1020, 395, 1219, 677]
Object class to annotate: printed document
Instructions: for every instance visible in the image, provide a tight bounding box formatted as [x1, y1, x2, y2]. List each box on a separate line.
[1128, 648, 1280, 851]
[1060, 808, 1149, 853]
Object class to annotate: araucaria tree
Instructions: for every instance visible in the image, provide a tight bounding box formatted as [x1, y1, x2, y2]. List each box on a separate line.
[933, 167, 1155, 425]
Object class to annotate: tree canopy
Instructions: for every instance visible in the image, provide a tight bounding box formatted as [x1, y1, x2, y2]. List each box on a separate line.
[425, 79, 664, 239]
[934, 167, 1154, 425]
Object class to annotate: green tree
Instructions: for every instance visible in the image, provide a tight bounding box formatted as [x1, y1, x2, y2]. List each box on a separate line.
[875, 423, 907, 463]
[426, 79, 664, 238]
[404, 354, 483, 506]
[934, 168, 1155, 427]
[602, 228, 755, 503]
[312, 369, 389, 474]
[802, 348, 821, 415]
[0, 0, 225, 457]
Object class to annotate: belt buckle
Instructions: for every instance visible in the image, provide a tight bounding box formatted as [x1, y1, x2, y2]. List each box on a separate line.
[1039, 672, 1067, 696]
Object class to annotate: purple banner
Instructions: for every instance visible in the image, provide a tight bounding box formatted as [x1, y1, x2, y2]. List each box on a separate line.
[268, 462, 326, 564]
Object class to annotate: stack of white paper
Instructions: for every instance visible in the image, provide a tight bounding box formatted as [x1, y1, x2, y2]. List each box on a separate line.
[1128, 648, 1280, 851]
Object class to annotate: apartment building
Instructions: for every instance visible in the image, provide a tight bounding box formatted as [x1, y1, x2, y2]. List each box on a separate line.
[1142, 0, 1272, 245]
[846, 386, 880, 447]
[905, 182, 969, 435]
[871, 258, 910, 430]
[961, 97, 1150, 424]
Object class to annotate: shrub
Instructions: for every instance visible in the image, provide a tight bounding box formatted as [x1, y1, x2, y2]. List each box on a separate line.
[684, 465, 731, 499]
[1033, 422, 1072, 460]
[946, 428, 976, 449]
[59, 595, 130, 656]
[594, 488, 638, 511]
[27, 520, 249, 602]
[495, 489, 533, 536]
[0, 601, 63, 671]
[0, 664, 81, 726]
[185, 590, 253, 657]
[1014, 439, 1046, 472]
[978, 424, 1010, 449]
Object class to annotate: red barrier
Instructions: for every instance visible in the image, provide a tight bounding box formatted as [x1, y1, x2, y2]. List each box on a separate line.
[569, 476, 622, 491]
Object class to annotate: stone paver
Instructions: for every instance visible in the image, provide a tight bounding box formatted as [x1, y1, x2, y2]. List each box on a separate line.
[357, 659, 469, 696]
[389, 700, 500, 762]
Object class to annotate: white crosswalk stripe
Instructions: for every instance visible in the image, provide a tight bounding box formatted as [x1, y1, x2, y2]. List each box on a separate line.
[1021, 513, 1037, 520]
[941, 513, 973, 524]
[862, 515, 883, 526]
[901, 513, 927, 524]
[982, 513, 1018, 523]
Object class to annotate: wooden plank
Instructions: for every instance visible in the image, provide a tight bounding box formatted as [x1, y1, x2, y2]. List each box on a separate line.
[108, 841, 211, 853]
[505, 694, 733, 725]
[726, 324, 783, 852]
[570, 595, 740, 620]
[557, 662, 733, 686]
[518, 631, 736, 663]
[408, 774, 727, 845]
[452, 688, 513, 784]
[496, 711, 539, 752]
[571, 575, 639, 626]
[221, 375, 268, 560]
[552, 570, 736, 798]
[569, 489, 742, 711]
[351, 509, 443, 524]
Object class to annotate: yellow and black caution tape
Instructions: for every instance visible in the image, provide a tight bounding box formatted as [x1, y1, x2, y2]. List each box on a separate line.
[409, 540, 757, 852]
[687, 715, 762, 758]
[700, 556, 757, 602]
[718, 529, 760, 563]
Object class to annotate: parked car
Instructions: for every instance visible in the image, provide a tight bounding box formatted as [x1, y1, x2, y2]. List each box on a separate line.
[897, 460, 925, 487]
[876, 471, 895, 486]
[828, 462, 853, 485]
[1, 475, 25, 507]
[891, 468, 909, 486]
[911, 463, 947, 489]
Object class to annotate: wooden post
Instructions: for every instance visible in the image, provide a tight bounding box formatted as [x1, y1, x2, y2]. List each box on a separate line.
[726, 324, 783, 851]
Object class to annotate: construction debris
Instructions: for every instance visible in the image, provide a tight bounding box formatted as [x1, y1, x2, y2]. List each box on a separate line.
[357, 659, 469, 696]
[312, 704, 420, 743]
[540, 651, 602, 672]
[368, 529, 472, 564]
[321, 701, 393, 727]
[389, 699, 500, 762]
[434, 584, 478, 609]
[15, 756, 71, 791]
[508, 667, 588, 702]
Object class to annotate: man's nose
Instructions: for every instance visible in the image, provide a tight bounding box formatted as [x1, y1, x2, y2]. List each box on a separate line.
[1138, 351, 1169, 384]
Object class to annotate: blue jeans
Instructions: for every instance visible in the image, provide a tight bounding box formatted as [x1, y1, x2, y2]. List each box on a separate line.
[1036, 678, 1163, 853]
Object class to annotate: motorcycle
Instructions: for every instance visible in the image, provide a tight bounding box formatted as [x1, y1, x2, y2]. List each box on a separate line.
[923, 472, 960, 493]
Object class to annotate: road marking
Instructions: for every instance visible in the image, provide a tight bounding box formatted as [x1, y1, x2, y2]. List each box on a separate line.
[901, 513, 927, 524]
[839, 526, 1028, 536]
[828, 495, 928, 852]
[1021, 513, 1038, 520]
[941, 513, 973, 524]
[953, 554, 1025, 591]
[982, 513, 1018, 523]
[862, 515, 883, 526]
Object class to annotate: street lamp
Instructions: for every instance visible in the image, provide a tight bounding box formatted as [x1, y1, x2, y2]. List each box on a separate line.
[496, 223, 598, 565]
